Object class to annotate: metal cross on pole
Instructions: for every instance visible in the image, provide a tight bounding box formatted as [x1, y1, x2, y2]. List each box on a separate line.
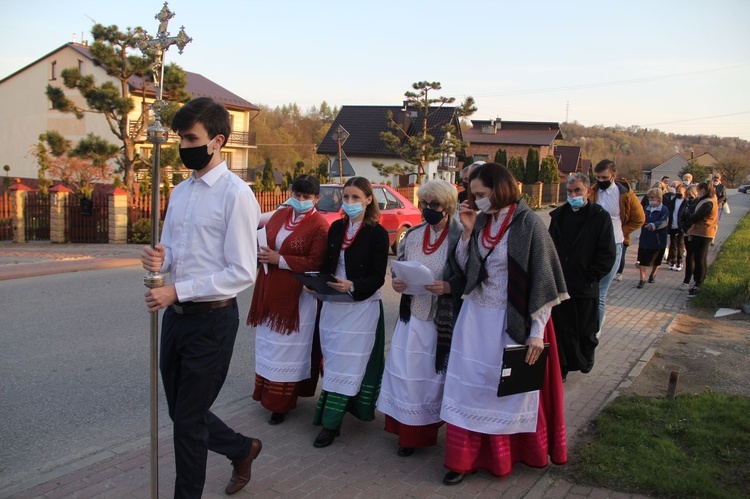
[138, 3, 191, 498]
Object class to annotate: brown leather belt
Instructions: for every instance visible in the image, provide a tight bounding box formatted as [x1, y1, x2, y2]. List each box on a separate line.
[171, 298, 236, 315]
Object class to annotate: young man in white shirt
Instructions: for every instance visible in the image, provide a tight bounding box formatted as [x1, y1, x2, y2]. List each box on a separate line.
[589, 160, 645, 333]
[141, 97, 262, 497]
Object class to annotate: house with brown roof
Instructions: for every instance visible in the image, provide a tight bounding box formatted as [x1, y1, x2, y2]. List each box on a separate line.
[554, 145, 590, 176]
[316, 104, 462, 185]
[463, 119, 563, 163]
[0, 41, 259, 182]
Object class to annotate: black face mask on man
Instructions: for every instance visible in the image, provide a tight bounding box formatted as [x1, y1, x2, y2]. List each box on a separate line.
[180, 138, 216, 171]
[596, 179, 612, 190]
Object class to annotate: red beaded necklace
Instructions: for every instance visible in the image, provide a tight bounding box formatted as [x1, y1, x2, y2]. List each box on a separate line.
[481, 203, 515, 250]
[285, 207, 315, 231]
[422, 222, 449, 255]
[341, 221, 363, 250]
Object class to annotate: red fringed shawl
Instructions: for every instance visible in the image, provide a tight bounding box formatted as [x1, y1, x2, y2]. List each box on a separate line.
[248, 207, 328, 334]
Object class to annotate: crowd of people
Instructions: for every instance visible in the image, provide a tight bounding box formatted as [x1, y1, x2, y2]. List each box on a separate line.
[139, 97, 728, 497]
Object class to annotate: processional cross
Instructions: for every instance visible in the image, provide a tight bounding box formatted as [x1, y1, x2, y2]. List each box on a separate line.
[138, 4, 191, 498]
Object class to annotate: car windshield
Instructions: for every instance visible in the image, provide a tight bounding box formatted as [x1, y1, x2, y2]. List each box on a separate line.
[317, 186, 343, 212]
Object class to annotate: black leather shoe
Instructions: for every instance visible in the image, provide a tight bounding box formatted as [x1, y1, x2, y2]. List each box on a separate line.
[268, 412, 286, 425]
[636, 280, 645, 289]
[313, 428, 339, 448]
[443, 471, 465, 485]
[397, 446, 415, 457]
[225, 438, 262, 495]
[648, 275, 655, 283]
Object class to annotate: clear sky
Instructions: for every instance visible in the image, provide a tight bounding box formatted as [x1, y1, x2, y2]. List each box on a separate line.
[2, 0, 749, 139]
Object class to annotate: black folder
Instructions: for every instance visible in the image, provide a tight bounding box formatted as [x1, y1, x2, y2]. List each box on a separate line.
[496, 344, 549, 397]
[293, 272, 354, 302]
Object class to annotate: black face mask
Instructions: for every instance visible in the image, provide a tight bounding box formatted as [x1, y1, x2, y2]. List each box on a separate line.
[462, 181, 469, 191]
[596, 179, 612, 191]
[676, 193, 684, 199]
[422, 207, 445, 225]
[179, 143, 214, 171]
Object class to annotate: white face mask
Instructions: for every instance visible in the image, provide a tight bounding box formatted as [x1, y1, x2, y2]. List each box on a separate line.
[649, 200, 660, 207]
[475, 196, 492, 214]
[669, 187, 676, 194]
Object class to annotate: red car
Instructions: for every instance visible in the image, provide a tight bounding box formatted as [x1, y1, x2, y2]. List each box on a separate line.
[258, 184, 423, 254]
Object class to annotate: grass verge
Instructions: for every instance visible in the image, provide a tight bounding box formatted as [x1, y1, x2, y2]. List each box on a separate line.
[568, 391, 750, 498]
[693, 212, 750, 308]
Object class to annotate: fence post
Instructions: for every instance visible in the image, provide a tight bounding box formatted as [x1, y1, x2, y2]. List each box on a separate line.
[533, 182, 543, 208]
[9, 181, 31, 243]
[109, 188, 129, 244]
[49, 184, 72, 243]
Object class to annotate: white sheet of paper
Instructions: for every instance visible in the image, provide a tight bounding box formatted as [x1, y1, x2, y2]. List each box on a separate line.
[257, 227, 269, 274]
[391, 260, 435, 296]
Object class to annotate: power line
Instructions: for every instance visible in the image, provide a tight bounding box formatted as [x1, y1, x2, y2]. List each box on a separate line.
[643, 111, 750, 126]
[470, 64, 750, 98]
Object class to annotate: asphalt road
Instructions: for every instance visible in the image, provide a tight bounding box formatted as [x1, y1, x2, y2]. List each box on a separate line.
[0, 264, 401, 490]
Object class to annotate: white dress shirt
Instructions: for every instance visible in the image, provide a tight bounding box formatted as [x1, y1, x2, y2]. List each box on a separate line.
[596, 183, 624, 244]
[160, 162, 260, 302]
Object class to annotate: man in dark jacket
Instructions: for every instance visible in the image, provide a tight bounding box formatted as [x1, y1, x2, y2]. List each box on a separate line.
[549, 173, 616, 380]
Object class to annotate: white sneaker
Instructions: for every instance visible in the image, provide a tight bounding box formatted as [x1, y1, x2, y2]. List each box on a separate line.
[668, 264, 676, 270]
[679, 282, 689, 290]
[675, 264, 683, 271]
[615, 273, 623, 282]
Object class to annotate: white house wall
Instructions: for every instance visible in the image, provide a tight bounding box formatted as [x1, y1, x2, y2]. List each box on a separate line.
[0, 46, 121, 179]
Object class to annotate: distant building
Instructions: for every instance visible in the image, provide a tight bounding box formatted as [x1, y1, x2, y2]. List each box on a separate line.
[554, 145, 591, 176]
[0, 41, 259, 183]
[316, 104, 463, 185]
[644, 152, 720, 185]
[463, 119, 563, 163]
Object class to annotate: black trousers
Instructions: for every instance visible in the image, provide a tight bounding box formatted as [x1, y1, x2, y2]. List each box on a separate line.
[683, 237, 695, 285]
[161, 303, 251, 499]
[690, 235, 712, 286]
[552, 297, 599, 374]
[667, 229, 685, 265]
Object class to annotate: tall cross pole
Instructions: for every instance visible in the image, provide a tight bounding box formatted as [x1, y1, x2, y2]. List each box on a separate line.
[138, 3, 191, 498]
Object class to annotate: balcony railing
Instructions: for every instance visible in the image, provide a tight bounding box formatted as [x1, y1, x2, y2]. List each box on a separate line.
[128, 123, 256, 147]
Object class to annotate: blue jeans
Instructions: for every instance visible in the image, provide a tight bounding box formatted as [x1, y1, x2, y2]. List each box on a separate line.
[598, 242, 622, 332]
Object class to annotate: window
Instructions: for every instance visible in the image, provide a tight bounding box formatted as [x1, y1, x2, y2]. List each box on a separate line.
[50, 60, 57, 80]
[221, 151, 232, 167]
[383, 189, 402, 210]
[78, 60, 84, 73]
[139, 147, 152, 162]
[474, 154, 490, 162]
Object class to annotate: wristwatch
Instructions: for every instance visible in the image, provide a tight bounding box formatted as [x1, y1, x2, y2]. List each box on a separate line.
[348, 284, 355, 294]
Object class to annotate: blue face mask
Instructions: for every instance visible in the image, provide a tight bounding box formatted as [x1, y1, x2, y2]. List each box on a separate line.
[342, 202, 364, 219]
[287, 197, 314, 214]
[567, 195, 585, 209]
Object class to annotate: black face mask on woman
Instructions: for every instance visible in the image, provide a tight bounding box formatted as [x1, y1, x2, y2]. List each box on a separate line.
[422, 207, 445, 225]
[179, 138, 215, 171]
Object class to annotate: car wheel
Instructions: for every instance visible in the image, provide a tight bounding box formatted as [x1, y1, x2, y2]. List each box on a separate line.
[392, 227, 407, 255]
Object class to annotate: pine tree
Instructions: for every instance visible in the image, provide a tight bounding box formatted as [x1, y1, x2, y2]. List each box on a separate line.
[508, 156, 525, 183]
[380, 81, 476, 183]
[494, 148, 507, 166]
[261, 156, 275, 191]
[524, 147, 540, 184]
[538, 156, 561, 184]
[46, 24, 190, 191]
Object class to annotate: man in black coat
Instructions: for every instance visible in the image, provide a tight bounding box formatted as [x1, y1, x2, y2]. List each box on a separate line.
[549, 173, 616, 380]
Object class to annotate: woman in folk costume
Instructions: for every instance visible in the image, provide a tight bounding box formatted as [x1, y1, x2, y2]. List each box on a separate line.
[376, 180, 464, 457]
[439, 163, 569, 486]
[312, 176, 389, 448]
[248, 175, 329, 425]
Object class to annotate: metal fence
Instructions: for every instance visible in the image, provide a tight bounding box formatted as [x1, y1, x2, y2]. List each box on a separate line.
[24, 191, 50, 241]
[65, 194, 108, 243]
[0, 191, 12, 241]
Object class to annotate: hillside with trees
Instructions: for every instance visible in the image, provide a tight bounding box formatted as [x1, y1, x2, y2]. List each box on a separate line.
[558, 122, 750, 185]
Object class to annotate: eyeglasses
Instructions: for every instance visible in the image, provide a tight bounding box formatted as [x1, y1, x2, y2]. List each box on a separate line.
[418, 200, 443, 211]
